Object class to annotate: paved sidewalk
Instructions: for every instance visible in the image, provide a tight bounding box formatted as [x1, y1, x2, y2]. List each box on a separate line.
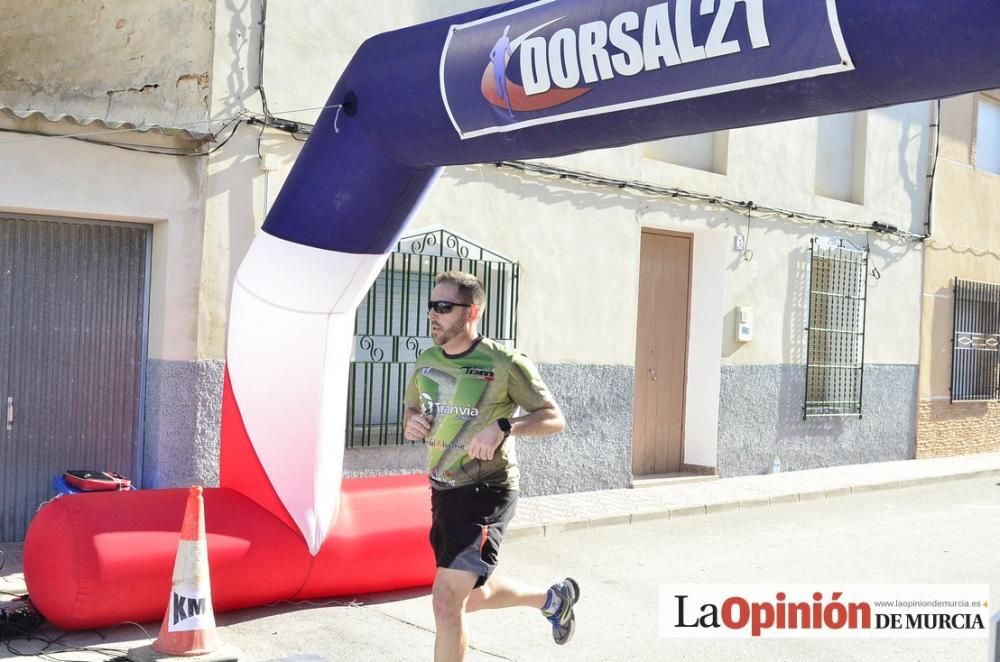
[508, 451, 1000, 539]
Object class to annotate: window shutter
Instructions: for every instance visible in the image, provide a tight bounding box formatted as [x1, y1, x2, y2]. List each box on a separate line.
[976, 97, 1000, 176]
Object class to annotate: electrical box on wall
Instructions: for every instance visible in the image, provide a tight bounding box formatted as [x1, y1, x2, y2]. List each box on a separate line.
[736, 306, 753, 342]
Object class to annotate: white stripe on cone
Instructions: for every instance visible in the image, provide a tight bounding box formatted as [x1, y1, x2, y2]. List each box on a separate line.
[167, 540, 216, 633]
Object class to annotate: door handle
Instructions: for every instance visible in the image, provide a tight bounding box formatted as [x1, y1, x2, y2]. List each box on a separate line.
[648, 368, 657, 382]
[5, 397, 11, 430]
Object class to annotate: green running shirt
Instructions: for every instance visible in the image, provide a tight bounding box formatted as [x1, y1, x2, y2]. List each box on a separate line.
[403, 336, 552, 491]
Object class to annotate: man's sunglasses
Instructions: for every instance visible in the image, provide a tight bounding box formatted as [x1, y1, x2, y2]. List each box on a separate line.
[427, 300, 472, 314]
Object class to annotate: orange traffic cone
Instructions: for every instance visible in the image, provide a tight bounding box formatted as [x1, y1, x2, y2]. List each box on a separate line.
[152, 486, 221, 656]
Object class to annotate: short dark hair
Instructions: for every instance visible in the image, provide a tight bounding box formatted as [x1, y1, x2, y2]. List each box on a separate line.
[436, 271, 486, 307]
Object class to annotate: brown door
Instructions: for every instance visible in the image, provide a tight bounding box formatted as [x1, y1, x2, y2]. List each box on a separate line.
[632, 230, 691, 476]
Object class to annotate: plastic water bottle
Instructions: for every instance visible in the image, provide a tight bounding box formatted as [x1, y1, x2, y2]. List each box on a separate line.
[772, 457, 781, 474]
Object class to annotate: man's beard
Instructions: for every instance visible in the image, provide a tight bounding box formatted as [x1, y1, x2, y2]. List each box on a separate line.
[431, 315, 466, 346]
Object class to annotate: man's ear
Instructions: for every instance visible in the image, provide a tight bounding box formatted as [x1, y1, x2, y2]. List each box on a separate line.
[468, 304, 482, 323]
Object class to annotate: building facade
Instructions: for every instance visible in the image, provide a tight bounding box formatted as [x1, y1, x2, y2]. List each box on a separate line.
[916, 91, 1000, 457]
[0, 0, 941, 541]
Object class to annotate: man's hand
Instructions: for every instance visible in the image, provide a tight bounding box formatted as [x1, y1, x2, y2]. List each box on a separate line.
[404, 412, 432, 442]
[466, 423, 506, 461]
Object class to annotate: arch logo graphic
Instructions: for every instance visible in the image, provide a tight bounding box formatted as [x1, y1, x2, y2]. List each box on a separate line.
[439, 0, 853, 140]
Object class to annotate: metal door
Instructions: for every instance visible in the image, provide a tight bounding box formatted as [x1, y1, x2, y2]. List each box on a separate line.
[0, 216, 150, 542]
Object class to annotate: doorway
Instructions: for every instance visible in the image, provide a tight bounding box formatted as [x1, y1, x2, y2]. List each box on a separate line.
[0, 216, 150, 541]
[632, 230, 692, 476]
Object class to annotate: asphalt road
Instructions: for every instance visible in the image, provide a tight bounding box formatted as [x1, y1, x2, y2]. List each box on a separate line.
[6, 476, 999, 661]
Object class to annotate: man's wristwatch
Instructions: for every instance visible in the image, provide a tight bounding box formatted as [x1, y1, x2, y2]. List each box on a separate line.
[496, 417, 512, 440]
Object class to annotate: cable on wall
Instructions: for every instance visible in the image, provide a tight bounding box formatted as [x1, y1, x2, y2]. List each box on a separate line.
[493, 160, 929, 243]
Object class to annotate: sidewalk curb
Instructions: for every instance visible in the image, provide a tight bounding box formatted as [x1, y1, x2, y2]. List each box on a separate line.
[506, 466, 1000, 541]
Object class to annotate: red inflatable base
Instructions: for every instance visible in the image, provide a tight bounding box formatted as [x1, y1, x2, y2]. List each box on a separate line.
[23, 474, 435, 630]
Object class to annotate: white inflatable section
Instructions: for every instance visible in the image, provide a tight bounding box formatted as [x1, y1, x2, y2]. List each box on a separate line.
[236, 231, 389, 313]
[228, 231, 389, 555]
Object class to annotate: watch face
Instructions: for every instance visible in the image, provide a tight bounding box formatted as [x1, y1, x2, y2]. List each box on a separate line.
[498, 418, 512, 433]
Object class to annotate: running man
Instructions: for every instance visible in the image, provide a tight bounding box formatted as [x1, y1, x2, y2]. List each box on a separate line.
[403, 271, 579, 662]
[490, 26, 515, 118]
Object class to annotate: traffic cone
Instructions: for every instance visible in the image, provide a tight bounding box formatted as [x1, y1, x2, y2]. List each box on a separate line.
[152, 486, 221, 656]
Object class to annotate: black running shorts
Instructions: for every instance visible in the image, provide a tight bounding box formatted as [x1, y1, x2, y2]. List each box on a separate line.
[430, 484, 519, 588]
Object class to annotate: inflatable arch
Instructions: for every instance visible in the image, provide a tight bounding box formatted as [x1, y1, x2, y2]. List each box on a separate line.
[25, 0, 1000, 629]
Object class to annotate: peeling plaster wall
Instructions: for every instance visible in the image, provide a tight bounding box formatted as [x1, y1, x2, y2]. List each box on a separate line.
[0, 0, 215, 127]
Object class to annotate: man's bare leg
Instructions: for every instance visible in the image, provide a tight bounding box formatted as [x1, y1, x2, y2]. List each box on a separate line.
[432, 567, 479, 662]
[466, 575, 547, 611]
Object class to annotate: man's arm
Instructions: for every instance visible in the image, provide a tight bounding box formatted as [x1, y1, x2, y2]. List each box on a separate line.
[466, 400, 564, 461]
[507, 400, 565, 438]
[466, 351, 565, 461]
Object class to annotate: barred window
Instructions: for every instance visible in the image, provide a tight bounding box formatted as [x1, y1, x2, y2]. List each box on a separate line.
[346, 229, 519, 447]
[951, 278, 1000, 402]
[804, 238, 869, 418]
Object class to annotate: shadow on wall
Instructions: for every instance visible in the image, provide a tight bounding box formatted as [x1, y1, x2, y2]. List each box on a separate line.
[898, 105, 932, 230]
[217, 0, 260, 122]
[785, 244, 809, 366]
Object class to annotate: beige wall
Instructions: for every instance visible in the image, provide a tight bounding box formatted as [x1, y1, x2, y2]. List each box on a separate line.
[920, 161, 1000, 381]
[406, 105, 928, 368]
[0, 122, 206, 362]
[919, 93, 1000, 400]
[917, 91, 1000, 456]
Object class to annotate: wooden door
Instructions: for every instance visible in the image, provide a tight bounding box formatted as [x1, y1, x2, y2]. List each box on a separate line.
[632, 230, 691, 476]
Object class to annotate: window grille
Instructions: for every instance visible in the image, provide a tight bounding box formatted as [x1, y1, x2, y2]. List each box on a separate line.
[803, 238, 869, 418]
[346, 229, 519, 447]
[951, 278, 1000, 402]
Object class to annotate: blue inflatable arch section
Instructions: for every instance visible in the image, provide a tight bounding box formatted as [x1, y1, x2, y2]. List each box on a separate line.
[223, 0, 1000, 553]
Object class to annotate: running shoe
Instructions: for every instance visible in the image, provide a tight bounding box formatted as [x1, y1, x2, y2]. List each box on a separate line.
[545, 577, 580, 645]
